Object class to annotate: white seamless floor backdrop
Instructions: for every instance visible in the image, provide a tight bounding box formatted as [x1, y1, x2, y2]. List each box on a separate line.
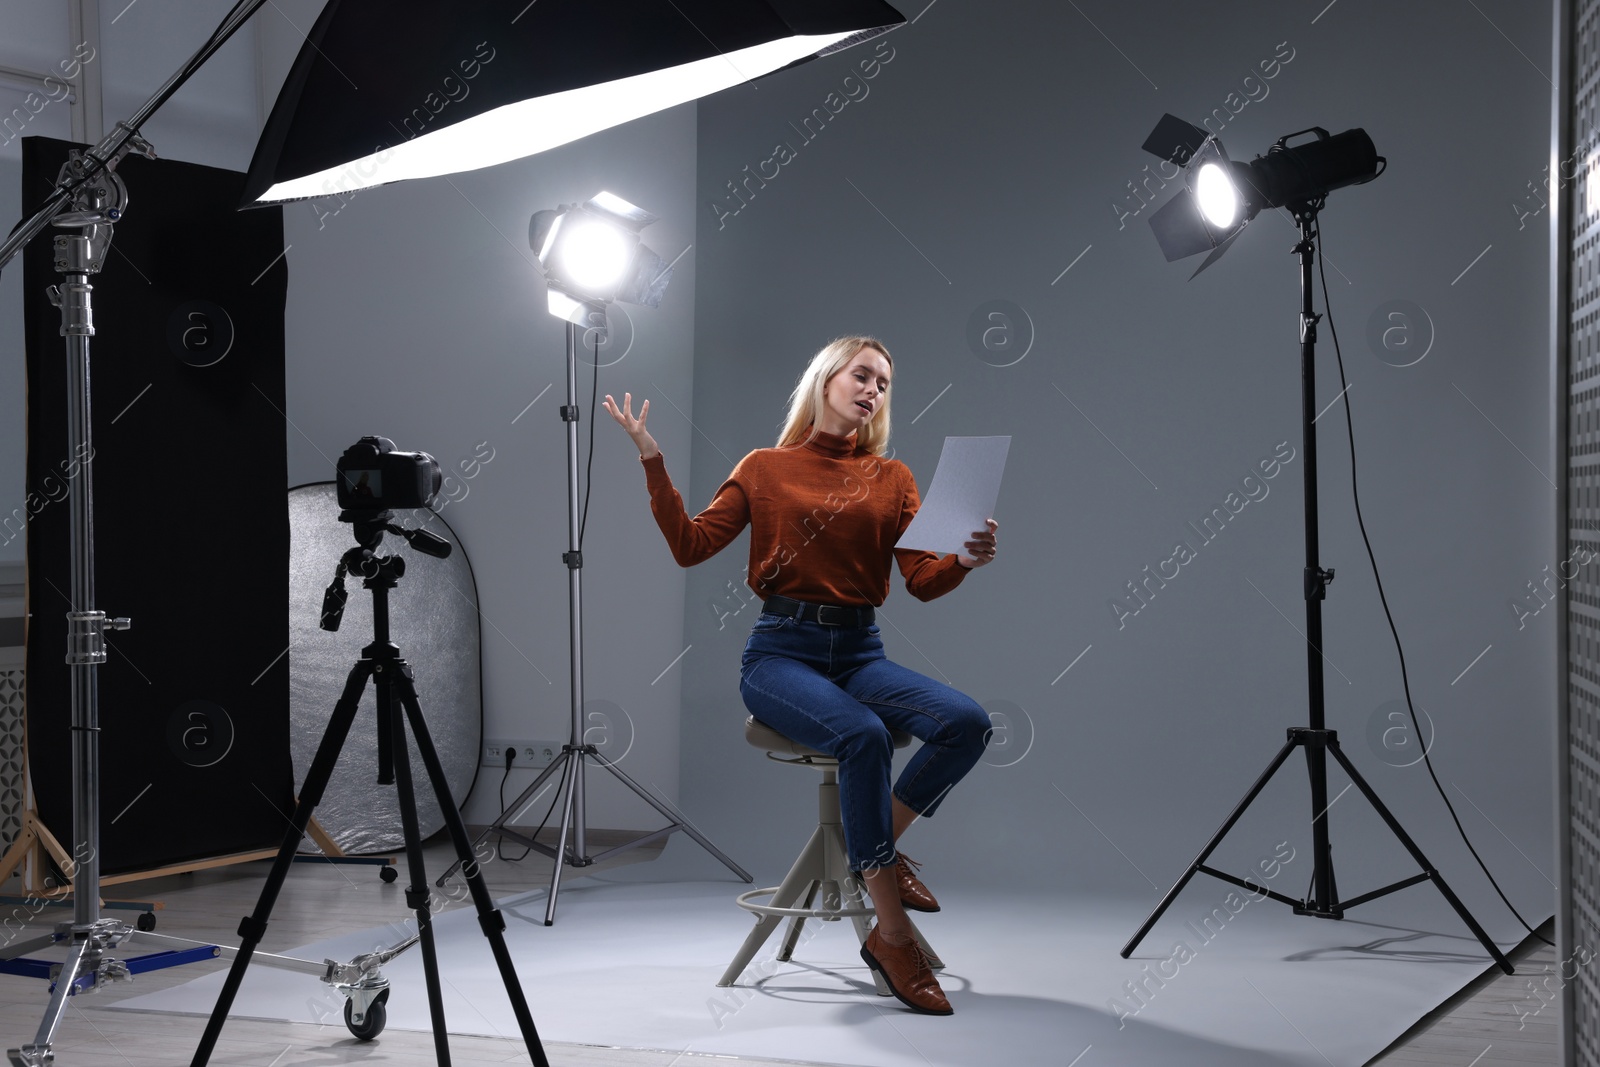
[110, 846, 1548, 1067]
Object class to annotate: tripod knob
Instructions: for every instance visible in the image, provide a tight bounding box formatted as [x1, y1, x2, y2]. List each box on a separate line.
[106, 617, 130, 631]
[1304, 567, 1335, 601]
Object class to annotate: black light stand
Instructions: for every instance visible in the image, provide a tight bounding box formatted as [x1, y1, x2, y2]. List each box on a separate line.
[444, 319, 751, 924]
[190, 513, 551, 1067]
[1120, 201, 1514, 975]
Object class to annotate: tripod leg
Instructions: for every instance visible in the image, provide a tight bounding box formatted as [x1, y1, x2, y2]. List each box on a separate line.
[1120, 736, 1302, 959]
[1325, 741, 1514, 974]
[544, 750, 581, 927]
[1305, 736, 1339, 912]
[14, 929, 95, 1064]
[190, 661, 373, 1067]
[589, 749, 752, 881]
[394, 665, 552, 1067]
[382, 667, 454, 1065]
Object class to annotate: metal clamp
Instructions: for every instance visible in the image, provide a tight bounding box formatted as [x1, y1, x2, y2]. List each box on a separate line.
[45, 278, 97, 337]
[65, 612, 130, 665]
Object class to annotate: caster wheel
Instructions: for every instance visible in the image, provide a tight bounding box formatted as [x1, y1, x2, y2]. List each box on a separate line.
[344, 996, 387, 1041]
[136, 912, 156, 932]
[379, 864, 398, 883]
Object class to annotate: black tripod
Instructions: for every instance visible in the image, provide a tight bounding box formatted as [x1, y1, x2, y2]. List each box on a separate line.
[191, 512, 551, 1066]
[1120, 203, 1513, 976]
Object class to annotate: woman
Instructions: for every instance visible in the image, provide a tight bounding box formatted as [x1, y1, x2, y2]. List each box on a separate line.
[602, 336, 998, 1016]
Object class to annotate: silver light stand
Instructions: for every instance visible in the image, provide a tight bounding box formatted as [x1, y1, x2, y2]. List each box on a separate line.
[0, 7, 339, 1064]
[0, 139, 146, 1067]
[448, 314, 750, 925]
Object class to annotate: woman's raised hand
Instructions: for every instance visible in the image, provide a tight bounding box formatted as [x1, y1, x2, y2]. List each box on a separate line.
[602, 392, 660, 460]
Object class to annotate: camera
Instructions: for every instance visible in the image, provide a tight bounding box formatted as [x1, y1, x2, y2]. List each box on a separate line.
[335, 436, 442, 512]
[323, 436, 451, 633]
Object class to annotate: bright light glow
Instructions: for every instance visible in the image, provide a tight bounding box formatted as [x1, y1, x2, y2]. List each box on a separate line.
[1195, 163, 1238, 228]
[258, 33, 854, 202]
[547, 289, 588, 324]
[560, 221, 631, 290]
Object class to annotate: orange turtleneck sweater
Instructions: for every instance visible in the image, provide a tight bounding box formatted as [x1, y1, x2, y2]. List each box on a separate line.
[641, 429, 968, 606]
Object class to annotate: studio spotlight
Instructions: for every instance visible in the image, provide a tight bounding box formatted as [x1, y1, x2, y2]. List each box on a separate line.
[451, 188, 748, 924]
[529, 191, 672, 325]
[1120, 114, 1515, 979]
[1142, 113, 1384, 274]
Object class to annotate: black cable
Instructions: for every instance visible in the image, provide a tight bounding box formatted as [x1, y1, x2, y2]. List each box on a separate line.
[1316, 228, 1553, 948]
[496, 749, 570, 864]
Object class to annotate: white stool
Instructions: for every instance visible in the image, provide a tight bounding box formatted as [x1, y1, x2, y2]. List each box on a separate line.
[718, 716, 941, 994]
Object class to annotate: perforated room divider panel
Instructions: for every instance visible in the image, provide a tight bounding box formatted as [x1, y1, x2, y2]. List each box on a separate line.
[0, 669, 22, 854]
[1564, 0, 1600, 1061]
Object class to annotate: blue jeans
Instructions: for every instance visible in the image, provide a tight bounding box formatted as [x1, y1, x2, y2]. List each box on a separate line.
[738, 610, 991, 873]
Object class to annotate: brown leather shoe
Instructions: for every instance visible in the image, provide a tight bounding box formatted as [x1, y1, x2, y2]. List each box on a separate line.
[861, 926, 953, 1015]
[895, 853, 940, 913]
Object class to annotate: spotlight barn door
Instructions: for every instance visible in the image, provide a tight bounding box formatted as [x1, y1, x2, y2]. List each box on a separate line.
[21, 136, 294, 874]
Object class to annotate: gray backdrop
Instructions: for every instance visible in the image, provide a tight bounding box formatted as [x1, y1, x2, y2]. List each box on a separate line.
[0, 1, 1561, 925]
[676, 0, 1560, 918]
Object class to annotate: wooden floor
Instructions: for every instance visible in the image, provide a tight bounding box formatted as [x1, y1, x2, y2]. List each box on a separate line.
[1370, 921, 1563, 1067]
[0, 833, 1566, 1066]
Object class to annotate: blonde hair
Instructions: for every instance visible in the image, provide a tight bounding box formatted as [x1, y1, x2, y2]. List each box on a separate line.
[776, 336, 893, 455]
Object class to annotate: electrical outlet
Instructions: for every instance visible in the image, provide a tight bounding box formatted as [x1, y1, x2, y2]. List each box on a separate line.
[521, 741, 561, 767]
[481, 739, 562, 768]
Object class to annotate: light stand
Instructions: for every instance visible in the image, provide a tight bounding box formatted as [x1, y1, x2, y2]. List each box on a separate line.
[0, 7, 270, 1064]
[447, 315, 750, 924]
[1120, 198, 1514, 974]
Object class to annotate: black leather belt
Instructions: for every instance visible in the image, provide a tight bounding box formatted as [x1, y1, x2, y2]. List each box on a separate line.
[762, 594, 875, 628]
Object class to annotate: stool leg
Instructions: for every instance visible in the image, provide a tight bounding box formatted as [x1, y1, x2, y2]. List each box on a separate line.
[718, 829, 826, 987]
[822, 824, 891, 997]
[776, 883, 819, 962]
[810, 765, 891, 993]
